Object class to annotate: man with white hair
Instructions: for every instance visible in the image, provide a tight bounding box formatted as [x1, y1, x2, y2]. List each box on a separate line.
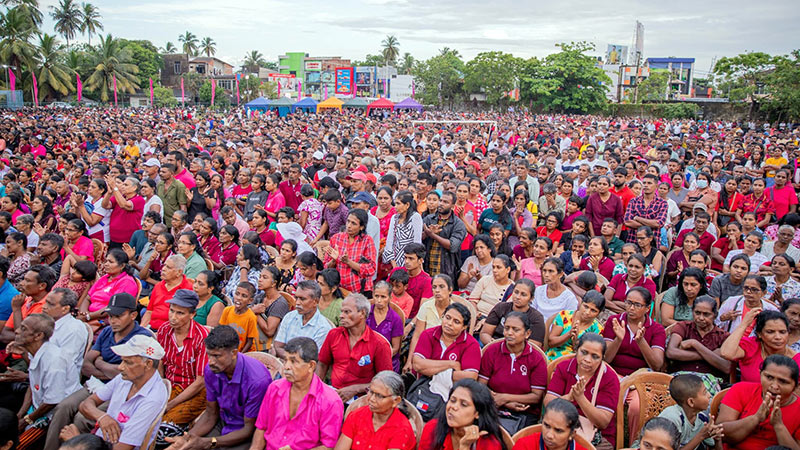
[316, 293, 392, 401]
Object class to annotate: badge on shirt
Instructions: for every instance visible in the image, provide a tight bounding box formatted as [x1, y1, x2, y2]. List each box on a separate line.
[117, 412, 130, 423]
[357, 355, 371, 367]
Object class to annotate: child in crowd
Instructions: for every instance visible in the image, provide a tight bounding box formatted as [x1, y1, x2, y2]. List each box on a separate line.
[389, 268, 413, 319]
[311, 189, 348, 244]
[218, 281, 260, 352]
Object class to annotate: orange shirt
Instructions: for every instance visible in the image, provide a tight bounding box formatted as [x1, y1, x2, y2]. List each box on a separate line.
[4, 296, 44, 330]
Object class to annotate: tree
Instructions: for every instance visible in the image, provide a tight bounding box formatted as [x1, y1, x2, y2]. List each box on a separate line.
[520, 41, 610, 113]
[399, 52, 414, 74]
[198, 80, 230, 107]
[634, 69, 670, 102]
[162, 42, 176, 53]
[352, 53, 384, 67]
[463, 51, 522, 105]
[178, 31, 198, 56]
[763, 50, 800, 120]
[79, 3, 102, 46]
[200, 37, 215, 57]
[0, 7, 38, 81]
[414, 48, 465, 107]
[239, 74, 275, 102]
[5, 0, 42, 27]
[381, 35, 399, 66]
[35, 33, 74, 99]
[713, 52, 776, 101]
[85, 34, 140, 102]
[118, 39, 162, 88]
[152, 83, 176, 106]
[241, 50, 265, 73]
[49, 0, 82, 46]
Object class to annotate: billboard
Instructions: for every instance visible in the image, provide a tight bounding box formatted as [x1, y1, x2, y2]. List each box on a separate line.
[306, 72, 321, 83]
[305, 61, 322, 71]
[606, 44, 628, 65]
[335, 67, 354, 95]
[356, 71, 371, 86]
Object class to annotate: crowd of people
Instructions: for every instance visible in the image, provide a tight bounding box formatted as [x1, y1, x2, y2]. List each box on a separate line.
[0, 106, 799, 450]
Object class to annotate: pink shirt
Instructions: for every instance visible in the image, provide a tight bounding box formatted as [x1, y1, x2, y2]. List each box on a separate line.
[60, 235, 94, 262]
[737, 336, 800, 383]
[87, 273, 138, 312]
[767, 185, 799, 220]
[109, 195, 145, 243]
[175, 168, 196, 189]
[254, 375, 343, 450]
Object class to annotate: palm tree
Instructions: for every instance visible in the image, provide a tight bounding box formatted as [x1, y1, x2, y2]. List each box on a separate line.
[399, 52, 414, 74]
[200, 37, 216, 57]
[162, 42, 176, 53]
[5, 0, 43, 27]
[381, 35, 399, 66]
[80, 3, 102, 46]
[242, 50, 265, 73]
[85, 34, 139, 102]
[439, 47, 461, 58]
[0, 7, 38, 80]
[178, 31, 198, 56]
[49, 0, 82, 46]
[35, 33, 74, 99]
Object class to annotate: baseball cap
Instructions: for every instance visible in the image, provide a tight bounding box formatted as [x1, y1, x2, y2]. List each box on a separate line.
[351, 191, 373, 205]
[347, 172, 368, 182]
[693, 202, 708, 212]
[104, 293, 138, 316]
[697, 151, 709, 158]
[144, 158, 161, 168]
[167, 289, 199, 309]
[365, 173, 377, 185]
[111, 334, 165, 360]
[312, 151, 324, 160]
[595, 160, 609, 169]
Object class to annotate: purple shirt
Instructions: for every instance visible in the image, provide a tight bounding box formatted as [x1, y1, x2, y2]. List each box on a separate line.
[584, 193, 623, 236]
[322, 204, 349, 237]
[205, 353, 272, 435]
[367, 305, 404, 371]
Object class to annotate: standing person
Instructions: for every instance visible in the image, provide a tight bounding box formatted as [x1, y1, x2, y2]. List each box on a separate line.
[423, 191, 467, 279]
[584, 176, 623, 237]
[260, 174, 285, 225]
[249, 337, 344, 450]
[323, 209, 377, 294]
[623, 174, 669, 244]
[278, 164, 304, 211]
[186, 171, 218, 224]
[767, 169, 798, 222]
[157, 164, 188, 231]
[102, 176, 145, 249]
[382, 191, 423, 269]
[298, 184, 324, 244]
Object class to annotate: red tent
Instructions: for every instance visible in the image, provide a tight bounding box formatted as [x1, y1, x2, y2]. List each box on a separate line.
[366, 97, 394, 114]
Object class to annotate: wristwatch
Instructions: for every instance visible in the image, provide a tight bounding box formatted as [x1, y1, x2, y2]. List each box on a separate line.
[210, 437, 218, 449]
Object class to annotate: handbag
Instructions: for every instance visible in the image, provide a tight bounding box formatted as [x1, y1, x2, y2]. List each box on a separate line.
[498, 410, 529, 435]
[407, 376, 446, 422]
[576, 362, 606, 444]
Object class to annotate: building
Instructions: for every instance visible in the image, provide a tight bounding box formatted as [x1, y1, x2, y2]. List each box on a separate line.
[279, 52, 307, 77]
[161, 54, 190, 89]
[189, 57, 234, 77]
[302, 56, 351, 98]
[646, 58, 695, 98]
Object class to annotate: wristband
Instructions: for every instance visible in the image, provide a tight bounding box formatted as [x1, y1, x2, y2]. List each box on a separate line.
[96, 413, 110, 426]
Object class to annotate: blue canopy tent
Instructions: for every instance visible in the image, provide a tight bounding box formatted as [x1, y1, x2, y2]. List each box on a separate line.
[268, 97, 294, 117]
[292, 97, 318, 113]
[245, 97, 270, 111]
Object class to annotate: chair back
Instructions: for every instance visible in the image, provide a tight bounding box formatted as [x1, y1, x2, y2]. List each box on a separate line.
[543, 313, 557, 350]
[547, 354, 573, 382]
[344, 395, 369, 418]
[134, 277, 143, 300]
[653, 291, 665, 322]
[264, 245, 279, 260]
[279, 291, 296, 310]
[204, 258, 214, 270]
[451, 294, 477, 334]
[247, 351, 284, 379]
[710, 387, 730, 418]
[512, 424, 595, 449]
[91, 239, 105, 266]
[404, 399, 425, 444]
[389, 301, 406, 325]
[616, 371, 675, 449]
[141, 378, 171, 450]
[499, 427, 514, 450]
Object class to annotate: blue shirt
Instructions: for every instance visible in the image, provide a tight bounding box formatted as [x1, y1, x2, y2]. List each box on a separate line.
[274, 309, 332, 352]
[0, 278, 19, 321]
[204, 353, 272, 435]
[92, 323, 153, 365]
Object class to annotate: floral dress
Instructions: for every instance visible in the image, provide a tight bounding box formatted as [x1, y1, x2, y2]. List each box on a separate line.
[299, 198, 324, 242]
[546, 309, 604, 361]
[765, 275, 800, 301]
[8, 253, 31, 289]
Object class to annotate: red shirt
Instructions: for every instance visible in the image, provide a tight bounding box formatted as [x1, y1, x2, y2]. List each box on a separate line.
[607, 274, 657, 304]
[601, 313, 666, 376]
[318, 326, 393, 389]
[232, 184, 252, 200]
[279, 179, 303, 211]
[147, 276, 194, 330]
[420, 420, 502, 450]
[736, 336, 800, 383]
[220, 243, 239, 266]
[341, 406, 416, 450]
[675, 228, 715, 254]
[610, 185, 636, 212]
[711, 237, 743, 271]
[721, 382, 800, 450]
[414, 327, 481, 374]
[157, 319, 208, 389]
[397, 269, 434, 318]
[479, 340, 547, 395]
[513, 433, 589, 450]
[109, 195, 145, 243]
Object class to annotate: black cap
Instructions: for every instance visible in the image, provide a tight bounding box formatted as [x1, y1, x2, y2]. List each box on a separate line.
[105, 293, 138, 316]
[167, 289, 199, 309]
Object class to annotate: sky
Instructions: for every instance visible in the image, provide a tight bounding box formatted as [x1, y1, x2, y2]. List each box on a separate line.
[37, 0, 799, 78]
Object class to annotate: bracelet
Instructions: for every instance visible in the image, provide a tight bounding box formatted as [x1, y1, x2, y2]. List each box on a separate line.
[96, 413, 110, 426]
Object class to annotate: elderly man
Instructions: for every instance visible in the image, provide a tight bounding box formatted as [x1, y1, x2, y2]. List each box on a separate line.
[249, 337, 343, 450]
[316, 294, 392, 401]
[157, 289, 209, 425]
[59, 335, 168, 450]
[42, 288, 90, 381]
[272, 281, 332, 360]
[537, 183, 566, 226]
[166, 326, 272, 450]
[14, 314, 81, 450]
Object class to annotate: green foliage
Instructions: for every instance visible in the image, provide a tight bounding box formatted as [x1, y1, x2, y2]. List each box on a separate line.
[178, 31, 198, 56]
[634, 69, 669, 102]
[381, 35, 399, 66]
[414, 47, 464, 107]
[80, 3, 102, 46]
[241, 50, 266, 73]
[238, 74, 275, 102]
[352, 53, 384, 67]
[198, 80, 230, 107]
[656, 103, 699, 119]
[463, 51, 522, 105]
[520, 41, 610, 113]
[49, 0, 82, 46]
[200, 37, 216, 57]
[35, 33, 74, 99]
[119, 39, 162, 87]
[85, 34, 140, 102]
[399, 52, 414, 75]
[0, 6, 39, 75]
[152, 83, 176, 106]
[713, 52, 776, 101]
[762, 50, 800, 120]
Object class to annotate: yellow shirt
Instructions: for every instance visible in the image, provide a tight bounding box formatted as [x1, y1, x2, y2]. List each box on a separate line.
[124, 145, 140, 160]
[219, 306, 261, 351]
[765, 156, 788, 178]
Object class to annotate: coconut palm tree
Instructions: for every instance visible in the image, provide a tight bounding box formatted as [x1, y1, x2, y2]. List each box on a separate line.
[49, 0, 82, 47]
[399, 52, 414, 74]
[178, 31, 198, 56]
[242, 50, 265, 73]
[0, 7, 38, 81]
[200, 37, 216, 57]
[162, 42, 176, 53]
[34, 33, 74, 99]
[80, 2, 102, 46]
[5, 0, 43, 27]
[381, 35, 399, 66]
[85, 34, 139, 102]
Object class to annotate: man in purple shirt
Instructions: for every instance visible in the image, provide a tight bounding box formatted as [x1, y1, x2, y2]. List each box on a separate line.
[166, 326, 271, 450]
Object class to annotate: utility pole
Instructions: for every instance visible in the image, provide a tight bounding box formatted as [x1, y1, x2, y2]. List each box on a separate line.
[633, 51, 642, 103]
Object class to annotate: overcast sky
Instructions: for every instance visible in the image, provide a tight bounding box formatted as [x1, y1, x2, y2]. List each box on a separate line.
[38, 0, 799, 77]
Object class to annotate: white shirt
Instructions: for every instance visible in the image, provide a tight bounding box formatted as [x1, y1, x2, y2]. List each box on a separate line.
[724, 249, 770, 272]
[142, 195, 164, 224]
[367, 213, 380, 281]
[96, 370, 168, 450]
[532, 285, 578, 321]
[28, 341, 81, 417]
[53, 314, 91, 380]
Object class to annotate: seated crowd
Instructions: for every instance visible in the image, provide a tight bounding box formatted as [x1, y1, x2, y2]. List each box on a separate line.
[2, 111, 800, 450]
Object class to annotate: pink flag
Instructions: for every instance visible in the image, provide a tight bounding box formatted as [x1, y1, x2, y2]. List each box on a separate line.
[277, 80, 280, 97]
[211, 78, 216, 106]
[31, 70, 38, 106]
[412, 79, 415, 99]
[298, 81, 302, 99]
[112, 75, 118, 108]
[236, 76, 240, 105]
[149, 78, 154, 106]
[8, 69, 15, 91]
[180, 77, 185, 106]
[76, 73, 82, 102]
[324, 84, 328, 99]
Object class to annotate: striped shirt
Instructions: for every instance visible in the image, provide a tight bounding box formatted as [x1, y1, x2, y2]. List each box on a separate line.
[157, 320, 208, 389]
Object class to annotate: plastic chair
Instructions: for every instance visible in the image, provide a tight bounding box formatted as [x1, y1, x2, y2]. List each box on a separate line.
[653, 291, 665, 323]
[141, 378, 171, 450]
[616, 371, 675, 449]
[499, 426, 514, 450]
[91, 238, 105, 265]
[543, 313, 557, 351]
[710, 387, 730, 418]
[279, 291, 296, 310]
[389, 301, 406, 325]
[344, 398, 424, 444]
[451, 294, 477, 334]
[247, 351, 284, 379]
[547, 354, 573, 383]
[511, 424, 596, 449]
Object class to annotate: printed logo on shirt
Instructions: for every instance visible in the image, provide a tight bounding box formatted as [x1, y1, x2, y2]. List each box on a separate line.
[448, 353, 457, 361]
[117, 412, 130, 423]
[34, 384, 39, 390]
[520, 365, 528, 376]
[357, 355, 372, 367]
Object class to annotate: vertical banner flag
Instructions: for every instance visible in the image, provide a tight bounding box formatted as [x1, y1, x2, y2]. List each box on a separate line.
[180, 77, 185, 106]
[236, 74, 241, 105]
[277, 80, 281, 97]
[31, 71, 38, 106]
[412, 79, 415, 99]
[112, 75, 118, 108]
[149, 78, 154, 106]
[298, 81, 302, 99]
[8, 69, 15, 91]
[76, 74, 82, 102]
[334, 67, 354, 95]
[211, 78, 216, 106]
[324, 84, 328, 99]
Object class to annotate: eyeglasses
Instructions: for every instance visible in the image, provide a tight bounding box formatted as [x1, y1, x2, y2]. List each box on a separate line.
[365, 388, 393, 400]
[624, 299, 648, 309]
[743, 286, 762, 293]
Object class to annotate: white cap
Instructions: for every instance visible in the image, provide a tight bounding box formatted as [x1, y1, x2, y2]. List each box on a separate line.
[143, 158, 161, 168]
[111, 335, 165, 360]
[312, 151, 325, 160]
